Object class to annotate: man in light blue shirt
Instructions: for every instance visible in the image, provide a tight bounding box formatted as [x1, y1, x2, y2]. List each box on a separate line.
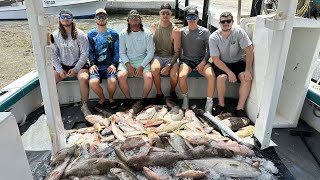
[118, 10, 155, 107]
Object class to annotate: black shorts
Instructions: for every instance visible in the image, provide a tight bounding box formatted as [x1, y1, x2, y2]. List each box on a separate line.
[212, 61, 246, 83]
[180, 60, 207, 71]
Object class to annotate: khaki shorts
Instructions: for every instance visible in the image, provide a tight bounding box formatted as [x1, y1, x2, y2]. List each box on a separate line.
[117, 60, 151, 74]
[153, 56, 171, 69]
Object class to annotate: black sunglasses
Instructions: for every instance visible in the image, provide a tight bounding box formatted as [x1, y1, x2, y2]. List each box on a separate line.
[220, 19, 232, 24]
[96, 15, 107, 20]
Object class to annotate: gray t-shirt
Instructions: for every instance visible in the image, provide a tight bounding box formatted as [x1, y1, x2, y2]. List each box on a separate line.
[209, 27, 252, 63]
[51, 29, 89, 73]
[181, 26, 211, 62]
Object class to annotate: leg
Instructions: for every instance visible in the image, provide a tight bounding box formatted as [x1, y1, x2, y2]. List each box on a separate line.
[216, 74, 227, 107]
[198, 64, 215, 98]
[142, 72, 153, 98]
[170, 63, 179, 93]
[237, 72, 252, 110]
[89, 78, 105, 104]
[77, 69, 90, 104]
[178, 63, 192, 94]
[198, 64, 215, 113]
[151, 59, 163, 95]
[117, 70, 131, 99]
[54, 70, 63, 83]
[107, 77, 117, 103]
[179, 63, 191, 110]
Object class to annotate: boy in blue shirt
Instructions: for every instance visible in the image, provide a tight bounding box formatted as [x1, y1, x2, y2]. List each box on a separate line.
[88, 8, 119, 110]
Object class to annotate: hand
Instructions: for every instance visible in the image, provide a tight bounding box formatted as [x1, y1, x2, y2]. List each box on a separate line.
[135, 66, 144, 77]
[126, 63, 135, 76]
[89, 65, 98, 74]
[59, 71, 67, 79]
[160, 65, 171, 76]
[244, 71, 252, 81]
[227, 72, 237, 83]
[67, 68, 77, 77]
[195, 61, 206, 72]
[107, 64, 117, 74]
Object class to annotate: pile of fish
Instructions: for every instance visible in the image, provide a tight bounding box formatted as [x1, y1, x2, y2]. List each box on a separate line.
[46, 99, 278, 180]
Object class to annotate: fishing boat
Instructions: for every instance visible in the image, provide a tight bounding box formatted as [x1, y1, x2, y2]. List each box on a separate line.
[1, 0, 320, 179]
[0, 0, 108, 20]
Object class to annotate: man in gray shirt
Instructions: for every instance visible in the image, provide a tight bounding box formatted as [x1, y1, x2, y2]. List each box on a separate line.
[179, 7, 215, 113]
[51, 9, 91, 117]
[209, 12, 253, 117]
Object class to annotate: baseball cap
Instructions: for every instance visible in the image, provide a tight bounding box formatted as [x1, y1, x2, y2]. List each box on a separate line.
[96, 8, 107, 15]
[59, 9, 73, 16]
[186, 8, 198, 16]
[160, 3, 172, 10]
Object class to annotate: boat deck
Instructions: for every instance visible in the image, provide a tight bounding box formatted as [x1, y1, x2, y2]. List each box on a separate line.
[19, 98, 320, 180]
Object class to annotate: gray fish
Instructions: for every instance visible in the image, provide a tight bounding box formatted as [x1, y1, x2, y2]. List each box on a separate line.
[115, 148, 129, 163]
[51, 145, 77, 165]
[176, 170, 209, 179]
[63, 158, 120, 177]
[85, 115, 109, 126]
[78, 175, 109, 180]
[120, 137, 146, 151]
[221, 117, 250, 131]
[46, 156, 71, 180]
[110, 168, 139, 180]
[136, 107, 157, 120]
[185, 145, 233, 159]
[89, 141, 120, 158]
[148, 151, 188, 167]
[129, 101, 145, 116]
[183, 158, 261, 178]
[165, 98, 177, 109]
[167, 133, 188, 153]
[151, 105, 169, 120]
[217, 112, 233, 120]
[127, 154, 151, 170]
[209, 140, 255, 157]
[143, 167, 163, 180]
[163, 106, 184, 121]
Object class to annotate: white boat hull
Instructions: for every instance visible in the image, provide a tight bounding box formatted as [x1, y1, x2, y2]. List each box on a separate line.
[0, 0, 107, 20]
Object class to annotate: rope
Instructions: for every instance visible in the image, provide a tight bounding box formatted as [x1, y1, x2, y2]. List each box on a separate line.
[296, 0, 311, 17]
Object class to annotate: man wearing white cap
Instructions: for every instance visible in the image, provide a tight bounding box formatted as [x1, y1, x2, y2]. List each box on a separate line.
[88, 8, 120, 111]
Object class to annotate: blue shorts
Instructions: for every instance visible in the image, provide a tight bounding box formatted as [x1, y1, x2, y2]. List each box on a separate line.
[89, 65, 117, 83]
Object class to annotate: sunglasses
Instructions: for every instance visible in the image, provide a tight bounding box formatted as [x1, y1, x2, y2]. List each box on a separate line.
[186, 15, 198, 21]
[60, 15, 73, 20]
[220, 19, 232, 24]
[128, 15, 140, 19]
[96, 15, 107, 20]
[160, 11, 171, 16]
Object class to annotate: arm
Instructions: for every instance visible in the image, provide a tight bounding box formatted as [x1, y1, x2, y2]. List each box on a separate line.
[170, 27, 181, 64]
[141, 31, 155, 68]
[202, 30, 211, 63]
[87, 32, 95, 66]
[74, 33, 89, 72]
[243, 45, 254, 81]
[150, 22, 157, 36]
[50, 33, 63, 73]
[113, 33, 120, 65]
[119, 31, 130, 65]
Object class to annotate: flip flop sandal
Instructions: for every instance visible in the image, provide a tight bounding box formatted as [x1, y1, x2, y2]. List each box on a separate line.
[93, 102, 104, 112]
[110, 101, 118, 110]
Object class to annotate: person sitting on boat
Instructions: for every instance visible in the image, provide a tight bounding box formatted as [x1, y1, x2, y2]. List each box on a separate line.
[179, 7, 215, 113]
[87, 8, 119, 111]
[150, 3, 181, 104]
[51, 9, 91, 117]
[118, 10, 155, 107]
[209, 11, 254, 117]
